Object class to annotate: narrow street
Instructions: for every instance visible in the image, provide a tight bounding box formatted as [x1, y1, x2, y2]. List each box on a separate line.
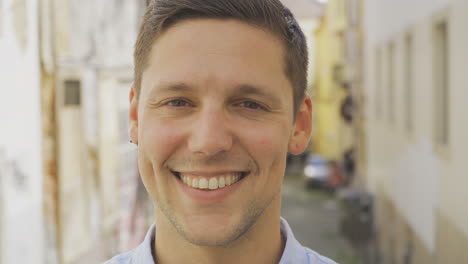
[282, 168, 362, 264]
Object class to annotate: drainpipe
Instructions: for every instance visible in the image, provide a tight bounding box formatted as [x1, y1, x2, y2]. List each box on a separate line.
[39, 0, 61, 263]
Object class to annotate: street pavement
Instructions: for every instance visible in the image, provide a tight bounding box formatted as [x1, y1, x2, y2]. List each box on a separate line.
[282, 170, 362, 264]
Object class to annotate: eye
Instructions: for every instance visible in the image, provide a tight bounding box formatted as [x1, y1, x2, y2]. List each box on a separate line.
[165, 98, 192, 107]
[237, 100, 267, 111]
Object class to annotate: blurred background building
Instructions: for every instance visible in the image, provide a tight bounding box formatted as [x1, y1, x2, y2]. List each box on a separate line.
[1, 0, 147, 263]
[1, 0, 467, 264]
[364, 0, 468, 263]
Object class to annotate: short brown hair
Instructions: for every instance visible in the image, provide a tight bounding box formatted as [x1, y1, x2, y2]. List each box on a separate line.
[134, 0, 308, 114]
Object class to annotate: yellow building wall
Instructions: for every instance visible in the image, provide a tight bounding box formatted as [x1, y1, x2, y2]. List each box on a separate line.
[312, 0, 350, 161]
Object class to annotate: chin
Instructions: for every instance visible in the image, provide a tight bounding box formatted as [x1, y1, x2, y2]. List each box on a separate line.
[183, 228, 244, 247]
[180, 212, 258, 247]
[186, 219, 235, 242]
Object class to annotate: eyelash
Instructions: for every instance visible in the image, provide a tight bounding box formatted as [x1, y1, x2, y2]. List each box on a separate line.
[164, 98, 193, 107]
[236, 100, 267, 111]
[162, 98, 268, 111]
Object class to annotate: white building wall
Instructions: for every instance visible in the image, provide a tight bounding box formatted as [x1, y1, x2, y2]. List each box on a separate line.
[0, 0, 43, 263]
[364, 0, 468, 253]
[1, 0, 144, 262]
[444, 0, 468, 236]
[53, 0, 142, 260]
[365, 0, 453, 47]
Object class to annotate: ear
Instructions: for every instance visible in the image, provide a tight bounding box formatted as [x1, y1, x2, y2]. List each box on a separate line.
[129, 84, 139, 145]
[288, 95, 312, 154]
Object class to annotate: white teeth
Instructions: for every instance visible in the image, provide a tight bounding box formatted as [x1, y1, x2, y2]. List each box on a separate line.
[209, 178, 218, 190]
[199, 178, 208, 189]
[219, 177, 225, 188]
[180, 173, 245, 190]
[192, 178, 199, 188]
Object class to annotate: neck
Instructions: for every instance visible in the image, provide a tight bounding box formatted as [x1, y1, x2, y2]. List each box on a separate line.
[154, 196, 285, 264]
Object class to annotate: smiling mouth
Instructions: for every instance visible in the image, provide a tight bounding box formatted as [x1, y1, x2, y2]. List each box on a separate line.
[172, 171, 249, 190]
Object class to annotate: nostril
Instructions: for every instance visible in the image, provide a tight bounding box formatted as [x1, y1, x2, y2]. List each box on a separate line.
[188, 134, 233, 155]
[187, 116, 233, 154]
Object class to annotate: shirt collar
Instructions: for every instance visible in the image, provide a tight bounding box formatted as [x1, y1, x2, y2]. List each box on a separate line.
[131, 217, 308, 264]
[131, 223, 155, 263]
[278, 217, 309, 263]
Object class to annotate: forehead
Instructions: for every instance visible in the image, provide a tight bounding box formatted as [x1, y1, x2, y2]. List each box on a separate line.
[155, 18, 285, 59]
[141, 19, 292, 99]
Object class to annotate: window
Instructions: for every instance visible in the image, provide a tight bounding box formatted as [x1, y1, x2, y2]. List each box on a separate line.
[404, 34, 413, 134]
[64, 80, 81, 106]
[388, 42, 395, 125]
[433, 21, 449, 146]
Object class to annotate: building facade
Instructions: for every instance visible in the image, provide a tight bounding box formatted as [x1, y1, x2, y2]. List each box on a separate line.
[364, 0, 468, 263]
[1, 0, 146, 263]
[312, 0, 355, 164]
[0, 1, 44, 263]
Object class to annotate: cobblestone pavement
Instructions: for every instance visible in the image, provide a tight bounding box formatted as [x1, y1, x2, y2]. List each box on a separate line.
[281, 172, 363, 264]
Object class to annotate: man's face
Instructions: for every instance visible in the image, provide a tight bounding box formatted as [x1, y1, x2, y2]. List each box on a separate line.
[129, 19, 310, 246]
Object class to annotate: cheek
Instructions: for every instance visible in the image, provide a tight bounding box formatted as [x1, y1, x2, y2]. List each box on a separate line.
[139, 119, 186, 199]
[249, 122, 290, 149]
[140, 118, 185, 161]
[138, 155, 156, 193]
[243, 128, 288, 196]
[240, 123, 290, 165]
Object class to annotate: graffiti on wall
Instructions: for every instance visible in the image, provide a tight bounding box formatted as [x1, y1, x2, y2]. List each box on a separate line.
[0, 147, 29, 192]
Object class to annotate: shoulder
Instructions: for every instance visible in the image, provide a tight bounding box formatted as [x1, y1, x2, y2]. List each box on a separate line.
[304, 248, 338, 264]
[102, 250, 135, 264]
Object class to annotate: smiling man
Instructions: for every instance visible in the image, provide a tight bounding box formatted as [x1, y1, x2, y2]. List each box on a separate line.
[104, 0, 336, 263]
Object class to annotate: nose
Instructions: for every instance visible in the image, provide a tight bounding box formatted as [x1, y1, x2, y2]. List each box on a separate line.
[187, 107, 233, 156]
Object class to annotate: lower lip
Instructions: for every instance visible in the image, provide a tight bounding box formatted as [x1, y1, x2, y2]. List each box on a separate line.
[174, 174, 246, 203]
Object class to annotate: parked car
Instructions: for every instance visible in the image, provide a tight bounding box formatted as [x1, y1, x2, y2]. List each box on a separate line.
[303, 154, 330, 189]
[303, 154, 345, 192]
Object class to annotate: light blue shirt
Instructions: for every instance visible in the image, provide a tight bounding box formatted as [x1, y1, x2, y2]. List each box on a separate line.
[104, 217, 337, 264]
